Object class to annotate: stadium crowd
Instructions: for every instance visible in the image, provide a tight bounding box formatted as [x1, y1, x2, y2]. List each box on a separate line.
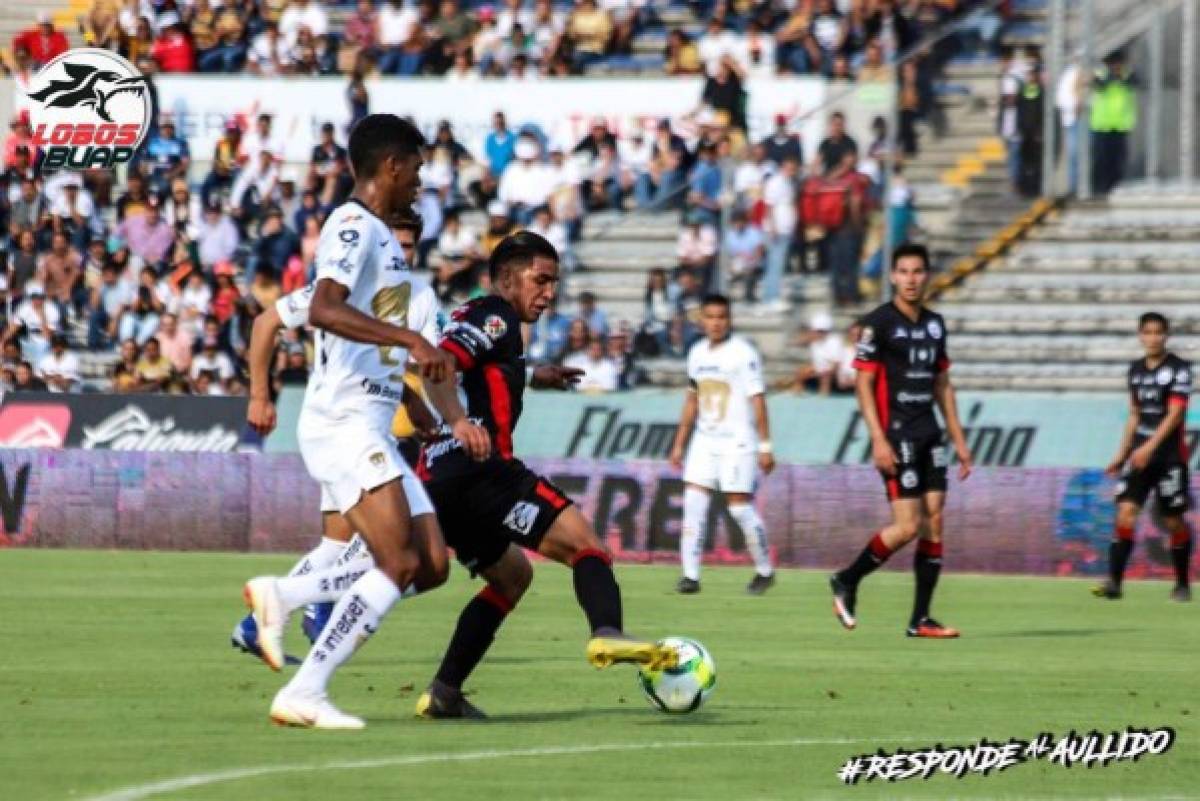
[0, 0, 1013, 396]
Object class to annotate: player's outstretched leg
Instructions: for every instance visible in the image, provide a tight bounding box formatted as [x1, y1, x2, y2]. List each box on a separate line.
[416, 546, 531, 719]
[906, 494, 959, 638]
[1167, 519, 1192, 602]
[1094, 516, 1136, 599]
[539, 506, 677, 670]
[727, 494, 775, 595]
[830, 499, 921, 629]
[677, 485, 710, 594]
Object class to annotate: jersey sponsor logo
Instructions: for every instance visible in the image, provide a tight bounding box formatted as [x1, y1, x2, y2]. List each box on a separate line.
[385, 256, 405, 271]
[911, 329, 926, 340]
[502, 501, 541, 536]
[359, 378, 404, 402]
[896, 391, 934, 404]
[338, 229, 360, 244]
[483, 314, 508, 340]
[927, 320, 943, 339]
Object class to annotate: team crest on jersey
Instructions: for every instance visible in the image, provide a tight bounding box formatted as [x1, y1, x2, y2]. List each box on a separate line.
[483, 315, 507, 340]
[927, 320, 943, 339]
[1157, 367, 1174, 385]
[369, 452, 386, 468]
[503, 501, 540, 536]
[339, 229, 359, 244]
[900, 469, 918, 489]
[893, 327, 908, 339]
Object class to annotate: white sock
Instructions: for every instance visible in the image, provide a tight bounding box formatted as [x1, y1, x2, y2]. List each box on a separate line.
[287, 537, 346, 578]
[681, 486, 711, 581]
[729, 503, 774, 577]
[276, 559, 373, 611]
[331, 534, 421, 597]
[286, 568, 401, 696]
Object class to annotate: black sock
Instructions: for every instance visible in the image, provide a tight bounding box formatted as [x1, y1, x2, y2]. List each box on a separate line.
[433, 587, 512, 690]
[572, 550, 623, 634]
[911, 540, 943, 626]
[1110, 526, 1135, 586]
[1170, 528, 1192, 589]
[838, 532, 893, 586]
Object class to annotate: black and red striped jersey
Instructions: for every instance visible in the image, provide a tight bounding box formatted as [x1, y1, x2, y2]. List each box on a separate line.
[419, 294, 526, 479]
[1128, 352, 1191, 464]
[852, 301, 950, 439]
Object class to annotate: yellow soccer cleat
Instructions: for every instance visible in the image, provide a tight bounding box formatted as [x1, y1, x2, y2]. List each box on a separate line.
[586, 633, 679, 671]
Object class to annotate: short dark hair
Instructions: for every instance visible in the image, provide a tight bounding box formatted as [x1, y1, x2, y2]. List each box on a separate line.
[390, 211, 423, 240]
[348, 114, 426, 178]
[891, 242, 931, 270]
[1139, 311, 1169, 332]
[701, 292, 730, 309]
[488, 230, 559, 281]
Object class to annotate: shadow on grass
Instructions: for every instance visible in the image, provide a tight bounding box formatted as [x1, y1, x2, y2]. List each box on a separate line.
[978, 628, 1138, 638]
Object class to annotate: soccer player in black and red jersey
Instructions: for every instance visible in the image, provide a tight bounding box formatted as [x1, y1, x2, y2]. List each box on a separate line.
[413, 231, 678, 717]
[829, 243, 973, 638]
[1096, 312, 1193, 602]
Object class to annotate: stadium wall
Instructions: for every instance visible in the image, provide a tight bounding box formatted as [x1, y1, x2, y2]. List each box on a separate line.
[1, 448, 1192, 580]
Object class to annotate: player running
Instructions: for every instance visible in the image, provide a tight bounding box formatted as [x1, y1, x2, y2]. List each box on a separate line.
[668, 293, 777, 595]
[828, 243, 973, 638]
[1096, 312, 1193, 602]
[232, 212, 446, 662]
[242, 114, 489, 729]
[412, 231, 678, 718]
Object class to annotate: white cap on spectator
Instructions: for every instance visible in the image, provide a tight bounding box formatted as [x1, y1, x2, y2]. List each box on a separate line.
[810, 311, 834, 332]
[487, 199, 509, 217]
[279, 167, 300, 184]
[157, 10, 181, 30]
[514, 138, 538, 161]
[26, 281, 45, 297]
[696, 107, 718, 127]
[36, 11, 52, 24]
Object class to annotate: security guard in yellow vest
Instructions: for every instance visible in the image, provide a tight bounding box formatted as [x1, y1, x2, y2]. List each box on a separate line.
[1090, 50, 1137, 194]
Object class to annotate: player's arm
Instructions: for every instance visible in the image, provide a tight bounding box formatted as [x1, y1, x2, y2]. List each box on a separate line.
[1106, 399, 1140, 476]
[246, 303, 284, 435]
[855, 367, 898, 476]
[530, 364, 585, 390]
[668, 383, 699, 470]
[933, 370, 972, 481]
[750, 393, 775, 474]
[420, 368, 491, 461]
[1130, 397, 1186, 471]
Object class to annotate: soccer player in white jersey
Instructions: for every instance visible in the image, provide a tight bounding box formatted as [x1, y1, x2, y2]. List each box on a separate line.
[242, 114, 489, 729]
[669, 293, 777, 595]
[231, 212, 449, 664]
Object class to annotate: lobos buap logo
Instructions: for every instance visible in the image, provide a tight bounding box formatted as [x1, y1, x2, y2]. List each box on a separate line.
[24, 48, 153, 171]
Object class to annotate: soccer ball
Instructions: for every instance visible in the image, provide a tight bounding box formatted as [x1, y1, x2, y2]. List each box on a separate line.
[638, 637, 716, 714]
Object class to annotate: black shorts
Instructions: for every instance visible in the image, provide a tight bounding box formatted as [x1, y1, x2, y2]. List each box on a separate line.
[881, 430, 948, 501]
[425, 457, 573, 574]
[1115, 460, 1191, 515]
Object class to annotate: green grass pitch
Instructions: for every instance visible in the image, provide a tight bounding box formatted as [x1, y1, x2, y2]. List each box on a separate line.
[2, 549, 1197, 800]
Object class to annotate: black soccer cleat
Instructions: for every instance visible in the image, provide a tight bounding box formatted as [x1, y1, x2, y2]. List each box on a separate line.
[676, 577, 701, 594]
[414, 682, 488, 720]
[746, 573, 775, 595]
[1092, 580, 1123, 600]
[1170, 585, 1192, 602]
[829, 574, 857, 630]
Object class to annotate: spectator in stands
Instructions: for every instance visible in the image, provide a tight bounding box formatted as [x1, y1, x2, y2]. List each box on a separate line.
[37, 231, 83, 320]
[13, 12, 70, 68]
[115, 170, 151, 222]
[310, 122, 349, 195]
[8, 229, 40, 299]
[109, 338, 140, 392]
[375, 0, 421, 75]
[498, 136, 551, 225]
[280, 0, 328, 49]
[190, 335, 235, 391]
[824, 151, 866, 306]
[1091, 51, 1136, 195]
[567, 0, 612, 71]
[564, 335, 618, 393]
[5, 281, 62, 365]
[700, 55, 748, 133]
[998, 46, 1028, 194]
[117, 196, 173, 268]
[760, 113, 803, 168]
[723, 210, 765, 302]
[118, 283, 162, 345]
[135, 336, 174, 391]
[347, 69, 371, 130]
[528, 294, 572, 364]
[36, 333, 80, 393]
[201, 120, 243, 205]
[53, 179, 99, 249]
[276, 343, 310, 387]
[858, 38, 889, 82]
[203, 0, 247, 72]
[140, 117, 191, 193]
[761, 154, 798, 307]
[665, 27, 701, 75]
[675, 211, 718, 290]
[636, 268, 676, 356]
[210, 264, 241, 325]
[582, 141, 622, 211]
[13, 361, 48, 392]
[897, 59, 923, 156]
[1016, 62, 1045, 197]
[3, 111, 34, 170]
[791, 312, 856, 395]
[8, 179, 43, 239]
[574, 118, 618, 162]
[88, 262, 132, 349]
[484, 111, 517, 180]
[816, 111, 858, 176]
[545, 145, 583, 241]
[342, 0, 379, 68]
[432, 208, 482, 300]
[634, 118, 688, 210]
[194, 197, 239, 270]
[151, 12, 196, 72]
[230, 148, 281, 223]
[178, 271, 212, 338]
[608, 327, 641, 390]
[1056, 54, 1085, 197]
[575, 290, 609, 340]
[775, 3, 820, 75]
[526, 205, 572, 271]
[84, 0, 121, 49]
[155, 312, 193, 375]
[687, 142, 722, 227]
[248, 19, 292, 75]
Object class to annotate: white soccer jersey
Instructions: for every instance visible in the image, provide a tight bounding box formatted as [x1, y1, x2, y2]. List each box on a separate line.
[302, 201, 440, 427]
[274, 280, 439, 344]
[686, 334, 765, 442]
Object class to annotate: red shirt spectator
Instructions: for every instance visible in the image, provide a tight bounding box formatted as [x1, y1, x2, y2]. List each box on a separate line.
[3, 111, 35, 169]
[12, 14, 69, 67]
[151, 15, 196, 73]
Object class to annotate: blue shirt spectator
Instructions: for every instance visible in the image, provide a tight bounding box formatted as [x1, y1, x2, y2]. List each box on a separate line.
[485, 112, 517, 177]
[529, 299, 572, 363]
[139, 119, 190, 188]
[575, 291, 609, 340]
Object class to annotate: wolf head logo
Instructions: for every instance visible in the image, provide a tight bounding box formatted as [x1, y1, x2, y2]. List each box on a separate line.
[26, 61, 148, 123]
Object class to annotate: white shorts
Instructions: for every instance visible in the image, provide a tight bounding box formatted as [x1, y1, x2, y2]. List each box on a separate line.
[300, 407, 431, 517]
[683, 434, 758, 495]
